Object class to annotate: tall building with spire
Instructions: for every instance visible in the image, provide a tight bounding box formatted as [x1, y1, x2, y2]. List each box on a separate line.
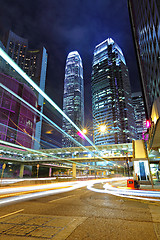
[91, 38, 136, 145]
[62, 51, 84, 147]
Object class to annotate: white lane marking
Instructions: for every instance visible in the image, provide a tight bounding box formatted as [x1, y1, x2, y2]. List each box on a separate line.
[49, 195, 76, 203]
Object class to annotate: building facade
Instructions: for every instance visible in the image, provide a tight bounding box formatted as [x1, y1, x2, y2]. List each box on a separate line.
[132, 92, 147, 139]
[91, 38, 136, 145]
[0, 72, 37, 148]
[128, 0, 160, 118]
[2, 30, 48, 149]
[62, 51, 84, 147]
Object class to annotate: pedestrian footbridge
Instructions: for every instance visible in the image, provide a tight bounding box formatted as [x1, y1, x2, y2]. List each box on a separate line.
[0, 139, 157, 181]
[0, 140, 133, 177]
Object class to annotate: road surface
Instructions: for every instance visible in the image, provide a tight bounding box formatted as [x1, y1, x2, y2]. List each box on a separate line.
[0, 179, 159, 239]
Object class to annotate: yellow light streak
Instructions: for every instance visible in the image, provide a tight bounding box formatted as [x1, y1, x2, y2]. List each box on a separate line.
[0, 186, 72, 200]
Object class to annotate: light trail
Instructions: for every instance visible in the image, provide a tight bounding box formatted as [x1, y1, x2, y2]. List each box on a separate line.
[0, 143, 106, 171]
[0, 49, 117, 167]
[0, 178, 118, 196]
[87, 178, 160, 202]
[0, 181, 76, 194]
[0, 83, 113, 167]
[0, 83, 86, 149]
[0, 181, 87, 206]
[0, 115, 48, 150]
[1, 178, 159, 206]
[0, 47, 96, 149]
[0, 186, 72, 199]
[0, 179, 111, 206]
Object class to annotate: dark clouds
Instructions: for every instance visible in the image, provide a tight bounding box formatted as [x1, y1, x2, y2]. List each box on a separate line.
[0, 0, 141, 125]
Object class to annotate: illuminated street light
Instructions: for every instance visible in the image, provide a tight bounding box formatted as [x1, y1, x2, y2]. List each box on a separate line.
[82, 129, 87, 134]
[99, 125, 106, 133]
[77, 128, 88, 139]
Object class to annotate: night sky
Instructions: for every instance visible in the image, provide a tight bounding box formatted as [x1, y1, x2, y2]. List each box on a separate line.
[0, 0, 141, 127]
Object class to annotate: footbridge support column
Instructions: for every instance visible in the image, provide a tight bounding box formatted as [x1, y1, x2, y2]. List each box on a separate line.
[132, 140, 153, 187]
[49, 168, 52, 177]
[19, 164, 24, 178]
[95, 162, 97, 178]
[72, 163, 76, 178]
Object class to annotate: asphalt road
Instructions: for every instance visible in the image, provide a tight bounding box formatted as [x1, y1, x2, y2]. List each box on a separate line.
[0, 183, 160, 240]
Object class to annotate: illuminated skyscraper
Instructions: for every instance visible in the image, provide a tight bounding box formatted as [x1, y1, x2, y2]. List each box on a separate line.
[2, 30, 47, 149]
[0, 72, 37, 148]
[91, 38, 136, 145]
[62, 51, 84, 147]
[128, 0, 160, 118]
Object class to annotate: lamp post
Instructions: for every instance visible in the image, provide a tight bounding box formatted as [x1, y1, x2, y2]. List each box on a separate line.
[99, 124, 106, 133]
[82, 128, 87, 134]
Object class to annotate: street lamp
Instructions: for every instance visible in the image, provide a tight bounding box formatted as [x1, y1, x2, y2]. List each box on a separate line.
[77, 128, 88, 139]
[99, 124, 106, 133]
[82, 128, 87, 134]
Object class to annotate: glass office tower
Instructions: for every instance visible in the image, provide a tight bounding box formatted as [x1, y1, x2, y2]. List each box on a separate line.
[0, 72, 37, 148]
[132, 92, 147, 139]
[128, 0, 160, 118]
[91, 38, 136, 145]
[62, 51, 84, 147]
[2, 30, 48, 149]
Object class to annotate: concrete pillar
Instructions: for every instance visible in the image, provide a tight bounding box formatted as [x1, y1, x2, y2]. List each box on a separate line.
[132, 140, 153, 186]
[19, 164, 24, 178]
[72, 163, 76, 178]
[49, 168, 52, 177]
[95, 162, 97, 178]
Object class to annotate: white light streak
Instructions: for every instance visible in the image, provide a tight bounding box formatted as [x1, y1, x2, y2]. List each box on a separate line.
[0, 47, 95, 149]
[87, 179, 160, 202]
